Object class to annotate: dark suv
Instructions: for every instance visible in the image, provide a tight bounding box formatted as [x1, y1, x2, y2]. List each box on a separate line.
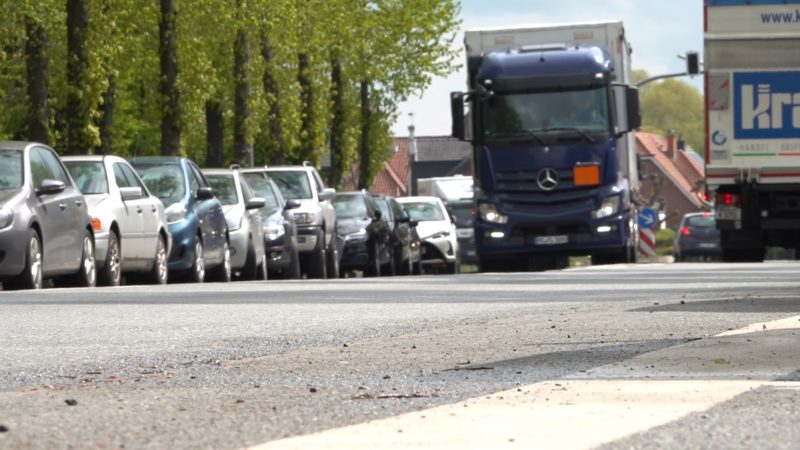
[334, 191, 392, 276]
[372, 194, 420, 275]
[673, 212, 721, 262]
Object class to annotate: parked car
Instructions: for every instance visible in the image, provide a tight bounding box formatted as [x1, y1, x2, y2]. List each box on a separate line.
[63, 155, 170, 286]
[334, 191, 392, 276]
[372, 194, 420, 275]
[131, 156, 230, 283]
[397, 196, 460, 274]
[240, 169, 302, 279]
[263, 164, 339, 279]
[0, 141, 96, 289]
[203, 168, 268, 280]
[673, 212, 721, 262]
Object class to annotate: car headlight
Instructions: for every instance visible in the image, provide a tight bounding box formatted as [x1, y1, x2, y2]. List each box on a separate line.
[345, 228, 368, 240]
[165, 203, 188, 224]
[478, 203, 508, 224]
[0, 207, 13, 229]
[293, 212, 317, 225]
[264, 224, 285, 241]
[593, 196, 620, 219]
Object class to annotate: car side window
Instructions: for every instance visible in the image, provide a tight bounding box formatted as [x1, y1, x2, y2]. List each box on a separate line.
[114, 163, 133, 188]
[119, 163, 147, 192]
[239, 176, 253, 203]
[311, 172, 323, 193]
[38, 147, 70, 184]
[29, 148, 51, 187]
[186, 164, 201, 195]
[189, 164, 208, 190]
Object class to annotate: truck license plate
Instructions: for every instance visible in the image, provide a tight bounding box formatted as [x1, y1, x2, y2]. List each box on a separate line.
[715, 206, 741, 221]
[534, 235, 568, 245]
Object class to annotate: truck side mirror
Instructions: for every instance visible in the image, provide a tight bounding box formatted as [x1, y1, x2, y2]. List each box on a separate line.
[626, 86, 641, 130]
[451, 92, 466, 141]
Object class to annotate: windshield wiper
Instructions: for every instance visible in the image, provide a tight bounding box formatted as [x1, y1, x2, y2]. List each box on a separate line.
[538, 127, 595, 144]
[490, 130, 546, 145]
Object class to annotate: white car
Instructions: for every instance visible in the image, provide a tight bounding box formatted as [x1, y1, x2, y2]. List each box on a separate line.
[63, 155, 171, 286]
[397, 196, 459, 274]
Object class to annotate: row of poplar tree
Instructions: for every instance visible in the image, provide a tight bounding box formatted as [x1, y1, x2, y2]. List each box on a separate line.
[0, 0, 460, 188]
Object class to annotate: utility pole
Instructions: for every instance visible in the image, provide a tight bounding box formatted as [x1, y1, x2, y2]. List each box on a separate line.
[407, 113, 417, 196]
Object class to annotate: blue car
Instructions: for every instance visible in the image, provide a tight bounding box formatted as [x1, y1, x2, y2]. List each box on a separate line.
[131, 157, 231, 283]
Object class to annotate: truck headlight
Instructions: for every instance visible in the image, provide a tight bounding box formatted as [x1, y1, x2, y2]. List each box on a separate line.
[0, 207, 13, 229]
[478, 203, 508, 224]
[165, 203, 188, 224]
[264, 224, 285, 241]
[593, 196, 620, 219]
[293, 212, 317, 225]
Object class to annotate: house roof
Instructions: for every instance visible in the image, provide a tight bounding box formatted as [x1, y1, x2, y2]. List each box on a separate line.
[370, 138, 410, 196]
[635, 131, 705, 208]
[414, 136, 472, 162]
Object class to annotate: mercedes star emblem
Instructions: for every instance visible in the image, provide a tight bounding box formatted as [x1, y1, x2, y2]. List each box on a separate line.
[537, 168, 559, 191]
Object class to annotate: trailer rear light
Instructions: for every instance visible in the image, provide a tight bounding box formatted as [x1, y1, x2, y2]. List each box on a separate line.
[715, 192, 740, 206]
[680, 226, 691, 236]
[573, 165, 600, 187]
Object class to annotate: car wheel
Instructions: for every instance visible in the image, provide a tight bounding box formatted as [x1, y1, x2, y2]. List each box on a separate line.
[240, 240, 258, 281]
[98, 232, 122, 287]
[7, 229, 44, 290]
[364, 240, 381, 277]
[284, 243, 301, 280]
[147, 236, 168, 285]
[325, 235, 340, 280]
[188, 239, 205, 283]
[209, 239, 232, 282]
[75, 231, 97, 288]
[381, 244, 395, 276]
[305, 238, 327, 279]
[258, 254, 268, 281]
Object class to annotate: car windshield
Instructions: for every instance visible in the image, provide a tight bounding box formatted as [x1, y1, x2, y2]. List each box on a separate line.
[402, 201, 446, 222]
[686, 215, 715, 228]
[268, 170, 312, 200]
[135, 164, 186, 206]
[483, 85, 610, 140]
[205, 174, 238, 206]
[450, 203, 473, 227]
[333, 195, 368, 219]
[242, 173, 281, 211]
[374, 198, 391, 220]
[0, 149, 23, 190]
[64, 161, 109, 194]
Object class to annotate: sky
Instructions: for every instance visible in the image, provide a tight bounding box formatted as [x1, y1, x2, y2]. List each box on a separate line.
[392, 0, 704, 137]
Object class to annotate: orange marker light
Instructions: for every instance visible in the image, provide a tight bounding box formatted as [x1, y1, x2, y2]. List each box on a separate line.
[92, 217, 102, 232]
[573, 165, 601, 186]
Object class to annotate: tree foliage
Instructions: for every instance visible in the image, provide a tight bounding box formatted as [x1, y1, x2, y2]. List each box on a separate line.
[635, 69, 704, 153]
[0, 0, 460, 188]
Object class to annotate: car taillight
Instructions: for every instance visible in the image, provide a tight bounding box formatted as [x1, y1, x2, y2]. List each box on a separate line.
[715, 192, 740, 206]
[680, 226, 691, 236]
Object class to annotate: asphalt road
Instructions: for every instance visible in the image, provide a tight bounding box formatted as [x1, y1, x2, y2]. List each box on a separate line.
[1, 262, 799, 449]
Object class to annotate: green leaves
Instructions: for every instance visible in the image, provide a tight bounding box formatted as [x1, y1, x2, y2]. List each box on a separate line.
[0, 0, 460, 185]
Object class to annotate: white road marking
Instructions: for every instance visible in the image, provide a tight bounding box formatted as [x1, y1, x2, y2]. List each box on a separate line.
[248, 316, 800, 450]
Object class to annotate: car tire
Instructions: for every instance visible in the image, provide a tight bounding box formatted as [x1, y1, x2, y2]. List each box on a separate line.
[75, 231, 97, 288]
[325, 234, 340, 280]
[6, 229, 44, 290]
[305, 237, 327, 279]
[258, 254, 268, 280]
[240, 240, 258, 281]
[209, 239, 232, 282]
[284, 243, 301, 279]
[381, 245, 395, 276]
[98, 231, 122, 287]
[187, 239, 205, 283]
[146, 235, 168, 285]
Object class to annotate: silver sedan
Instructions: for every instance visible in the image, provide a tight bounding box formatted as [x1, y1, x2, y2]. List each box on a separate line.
[63, 155, 171, 286]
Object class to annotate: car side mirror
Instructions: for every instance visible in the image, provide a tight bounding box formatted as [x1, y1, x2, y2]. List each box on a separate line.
[37, 179, 66, 195]
[284, 199, 302, 211]
[120, 186, 144, 201]
[396, 216, 410, 224]
[196, 186, 215, 200]
[246, 197, 266, 210]
[451, 92, 466, 141]
[319, 188, 336, 202]
[409, 219, 419, 227]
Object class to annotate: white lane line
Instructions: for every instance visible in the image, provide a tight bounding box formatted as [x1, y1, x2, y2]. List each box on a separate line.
[716, 315, 800, 336]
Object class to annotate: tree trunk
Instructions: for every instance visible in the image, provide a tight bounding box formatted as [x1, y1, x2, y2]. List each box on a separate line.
[357, 80, 371, 190]
[159, 0, 181, 156]
[66, 0, 90, 155]
[297, 52, 314, 163]
[205, 100, 224, 168]
[97, 75, 116, 154]
[24, 16, 49, 145]
[328, 56, 345, 188]
[233, 28, 251, 166]
[260, 33, 284, 165]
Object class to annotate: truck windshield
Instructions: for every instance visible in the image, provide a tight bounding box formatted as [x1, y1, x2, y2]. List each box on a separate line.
[482, 86, 610, 140]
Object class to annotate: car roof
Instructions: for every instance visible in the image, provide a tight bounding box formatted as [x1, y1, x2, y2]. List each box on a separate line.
[397, 196, 443, 204]
[202, 168, 236, 176]
[131, 156, 183, 164]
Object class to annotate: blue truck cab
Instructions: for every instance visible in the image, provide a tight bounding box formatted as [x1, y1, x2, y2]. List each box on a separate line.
[451, 22, 642, 271]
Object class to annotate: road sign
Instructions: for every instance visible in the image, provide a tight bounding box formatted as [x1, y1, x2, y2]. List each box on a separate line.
[638, 208, 658, 229]
[639, 228, 657, 257]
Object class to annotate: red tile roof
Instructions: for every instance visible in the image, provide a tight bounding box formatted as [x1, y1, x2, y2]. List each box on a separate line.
[635, 131, 705, 208]
[370, 137, 410, 196]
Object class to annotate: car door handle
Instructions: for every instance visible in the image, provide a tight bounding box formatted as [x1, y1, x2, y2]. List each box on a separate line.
[74, 200, 82, 207]
[137, 206, 144, 214]
[151, 206, 157, 213]
[59, 203, 67, 210]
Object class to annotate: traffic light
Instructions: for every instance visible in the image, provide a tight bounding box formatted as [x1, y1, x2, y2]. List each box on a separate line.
[686, 51, 700, 75]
